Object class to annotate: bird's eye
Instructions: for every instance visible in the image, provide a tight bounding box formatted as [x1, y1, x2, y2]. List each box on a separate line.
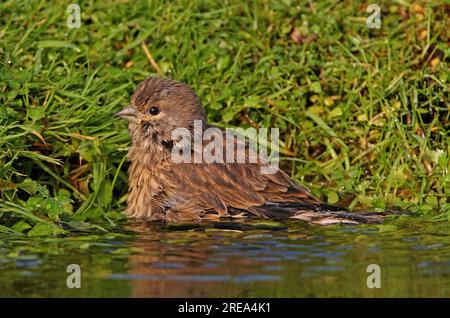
[148, 106, 160, 116]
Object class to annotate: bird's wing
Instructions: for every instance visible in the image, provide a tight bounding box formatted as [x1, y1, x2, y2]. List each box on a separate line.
[164, 164, 391, 225]
[165, 159, 320, 220]
[162, 128, 391, 224]
[162, 127, 320, 220]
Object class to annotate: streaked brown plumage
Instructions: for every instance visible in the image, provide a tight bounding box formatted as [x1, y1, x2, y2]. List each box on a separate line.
[116, 77, 389, 225]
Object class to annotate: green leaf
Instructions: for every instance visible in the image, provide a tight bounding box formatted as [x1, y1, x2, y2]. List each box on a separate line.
[328, 107, 343, 118]
[36, 40, 81, 52]
[222, 109, 236, 123]
[425, 196, 438, 207]
[305, 111, 338, 137]
[105, 211, 124, 221]
[216, 55, 230, 71]
[28, 224, 55, 237]
[84, 207, 104, 220]
[97, 180, 113, 207]
[56, 189, 74, 214]
[12, 220, 32, 233]
[27, 107, 45, 121]
[309, 82, 322, 94]
[64, 220, 108, 232]
[327, 191, 339, 204]
[18, 178, 39, 195]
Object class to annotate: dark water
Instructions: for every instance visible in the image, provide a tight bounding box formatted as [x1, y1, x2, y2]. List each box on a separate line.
[1, 218, 450, 297]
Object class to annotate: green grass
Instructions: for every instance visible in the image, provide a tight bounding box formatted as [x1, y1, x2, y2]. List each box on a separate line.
[0, 0, 449, 236]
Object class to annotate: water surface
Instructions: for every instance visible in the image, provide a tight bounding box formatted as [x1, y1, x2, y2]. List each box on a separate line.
[1, 218, 449, 297]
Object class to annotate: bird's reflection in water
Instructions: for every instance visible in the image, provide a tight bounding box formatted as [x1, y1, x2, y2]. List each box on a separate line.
[124, 220, 275, 297]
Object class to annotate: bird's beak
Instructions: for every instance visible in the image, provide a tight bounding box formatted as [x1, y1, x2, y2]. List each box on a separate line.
[114, 106, 139, 123]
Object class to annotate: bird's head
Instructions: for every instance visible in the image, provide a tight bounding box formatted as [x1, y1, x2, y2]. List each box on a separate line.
[115, 77, 206, 147]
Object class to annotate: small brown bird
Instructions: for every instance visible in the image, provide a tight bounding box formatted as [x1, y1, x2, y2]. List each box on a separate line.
[115, 77, 388, 225]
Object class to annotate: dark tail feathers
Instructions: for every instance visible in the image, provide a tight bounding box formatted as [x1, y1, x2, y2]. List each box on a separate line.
[256, 202, 399, 225]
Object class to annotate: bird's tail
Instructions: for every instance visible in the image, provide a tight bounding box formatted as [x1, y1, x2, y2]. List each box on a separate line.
[255, 202, 398, 225]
